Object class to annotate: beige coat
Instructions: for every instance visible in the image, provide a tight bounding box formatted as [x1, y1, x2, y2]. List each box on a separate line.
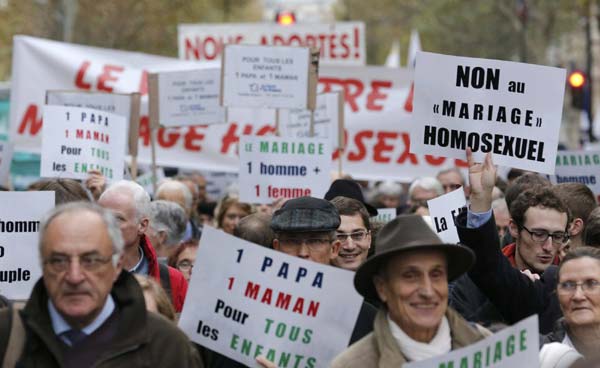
[331, 307, 489, 368]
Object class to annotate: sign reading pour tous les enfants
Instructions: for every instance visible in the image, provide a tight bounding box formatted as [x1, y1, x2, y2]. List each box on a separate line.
[148, 68, 225, 127]
[404, 315, 539, 368]
[220, 44, 319, 110]
[238, 136, 332, 204]
[0, 191, 55, 300]
[178, 227, 363, 367]
[411, 52, 566, 174]
[40, 105, 128, 181]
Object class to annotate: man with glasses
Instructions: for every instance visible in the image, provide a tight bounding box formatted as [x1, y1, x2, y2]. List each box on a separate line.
[329, 196, 372, 271]
[7, 202, 202, 367]
[270, 196, 376, 345]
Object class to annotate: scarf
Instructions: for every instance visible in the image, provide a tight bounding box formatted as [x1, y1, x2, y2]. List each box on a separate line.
[387, 314, 451, 362]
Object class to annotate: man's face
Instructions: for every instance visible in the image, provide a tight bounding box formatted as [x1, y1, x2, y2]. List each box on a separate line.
[381, 195, 400, 209]
[333, 214, 371, 271]
[558, 257, 600, 329]
[42, 210, 121, 329]
[510, 206, 568, 273]
[437, 172, 463, 194]
[273, 231, 340, 265]
[374, 250, 448, 340]
[98, 191, 146, 249]
[410, 186, 439, 204]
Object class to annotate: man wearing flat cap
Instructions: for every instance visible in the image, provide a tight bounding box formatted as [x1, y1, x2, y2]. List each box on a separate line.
[331, 215, 490, 367]
[270, 196, 377, 345]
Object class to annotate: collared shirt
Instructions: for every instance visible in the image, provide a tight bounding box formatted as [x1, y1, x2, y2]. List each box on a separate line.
[48, 295, 116, 346]
[129, 245, 149, 275]
[467, 208, 493, 229]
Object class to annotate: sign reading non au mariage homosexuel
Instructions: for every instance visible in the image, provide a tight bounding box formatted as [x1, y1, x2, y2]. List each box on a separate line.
[411, 52, 566, 174]
[178, 227, 363, 367]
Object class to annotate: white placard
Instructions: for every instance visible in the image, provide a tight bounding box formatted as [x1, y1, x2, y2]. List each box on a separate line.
[238, 136, 332, 204]
[179, 227, 363, 367]
[40, 106, 128, 181]
[221, 45, 316, 109]
[0, 142, 14, 186]
[179, 22, 365, 66]
[0, 191, 55, 300]
[547, 150, 600, 203]
[427, 188, 467, 244]
[279, 92, 343, 149]
[135, 168, 165, 196]
[404, 315, 539, 368]
[371, 208, 396, 224]
[153, 68, 225, 127]
[411, 52, 566, 174]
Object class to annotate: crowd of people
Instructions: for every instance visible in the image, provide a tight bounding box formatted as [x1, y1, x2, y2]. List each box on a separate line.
[1, 148, 600, 367]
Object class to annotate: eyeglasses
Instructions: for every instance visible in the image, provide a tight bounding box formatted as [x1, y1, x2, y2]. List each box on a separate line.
[43, 254, 113, 273]
[557, 279, 600, 295]
[520, 225, 570, 246]
[278, 237, 332, 251]
[336, 230, 369, 243]
[177, 260, 194, 271]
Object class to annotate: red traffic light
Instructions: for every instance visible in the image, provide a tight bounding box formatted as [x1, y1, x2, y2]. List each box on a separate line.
[568, 71, 586, 88]
[276, 11, 296, 26]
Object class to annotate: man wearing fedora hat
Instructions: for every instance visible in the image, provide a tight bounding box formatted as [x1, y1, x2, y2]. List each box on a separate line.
[331, 214, 489, 367]
[270, 196, 377, 345]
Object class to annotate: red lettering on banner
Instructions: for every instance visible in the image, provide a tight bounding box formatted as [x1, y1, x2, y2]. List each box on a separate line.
[366, 81, 392, 111]
[139, 117, 150, 146]
[455, 159, 469, 168]
[373, 132, 396, 163]
[184, 127, 205, 151]
[396, 133, 418, 164]
[340, 34, 350, 58]
[328, 34, 337, 59]
[289, 34, 302, 46]
[157, 128, 179, 148]
[184, 36, 243, 60]
[347, 130, 373, 161]
[18, 104, 43, 135]
[424, 155, 446, 165]
[256, 125, 277, 136]
[97, 65, 124, 92]
[319, 77, 363, 112]
[75, 61, 92, 90]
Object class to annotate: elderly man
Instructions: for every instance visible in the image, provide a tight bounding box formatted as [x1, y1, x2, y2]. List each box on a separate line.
[148, 200, 187, 261]
[331, 215, 487, 367]
[406, 177, 444, 215]
[270, 196, 376, 344]
[437, 167, 469, 197]
[3, 202, 202, 367]
[98, 181, 188, 312]
[156, 179, 202, 243]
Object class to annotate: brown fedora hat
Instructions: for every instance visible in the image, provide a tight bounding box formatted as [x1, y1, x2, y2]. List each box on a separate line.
[354, 215, 475, 302]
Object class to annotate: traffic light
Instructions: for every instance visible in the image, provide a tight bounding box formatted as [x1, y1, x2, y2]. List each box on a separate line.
[568, 70, 586, 110]
[275, 11, 296, 26]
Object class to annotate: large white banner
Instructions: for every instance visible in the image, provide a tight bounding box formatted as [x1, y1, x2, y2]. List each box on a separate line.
[10, 36, 470, 181]
[179, 227, 362, 367]
[178, 22, 365, 66]
[0, 191, 55, 300]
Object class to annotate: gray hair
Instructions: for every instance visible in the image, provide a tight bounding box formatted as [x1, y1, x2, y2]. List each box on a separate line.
[156, 180, 193, 212]
[408, 177, 444, 199]
[39, 202, 124, 266]
[436, 167, 466, 185]
[99, 180, 151, 221]
[149, 200, 187, 246]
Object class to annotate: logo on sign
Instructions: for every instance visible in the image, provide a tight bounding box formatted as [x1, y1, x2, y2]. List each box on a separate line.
[250, 83, 282, 93]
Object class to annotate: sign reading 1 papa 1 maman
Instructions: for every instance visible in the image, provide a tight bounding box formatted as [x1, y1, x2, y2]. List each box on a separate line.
[220, 44, 319, 110]
[178, 227, 363, 367]
[40, 105, 128, 181]
[0, 191, 55, 300]
[547, 150, 600, 202]
[404, 315, 539, 368]
[411, 51, 566, 174]
[238, 136, 332, 204]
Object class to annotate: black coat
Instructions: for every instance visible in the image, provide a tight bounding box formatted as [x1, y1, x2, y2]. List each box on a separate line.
[455, 211, 562, 334]
[449, 273, 505, 327]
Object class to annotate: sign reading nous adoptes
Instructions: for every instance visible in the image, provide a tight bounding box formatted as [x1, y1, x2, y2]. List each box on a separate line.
[178, 227, 363, 367]
[411, 52, 566, 174]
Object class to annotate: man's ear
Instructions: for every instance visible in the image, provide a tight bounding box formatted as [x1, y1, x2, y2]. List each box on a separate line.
[272, 238, 280, 251]
[330, 239, 341, 259]
[509, 219, 519, 239]
[138, 217, 149, 235]
[570, 218, 585, 237]
[158, 230, 168, 246]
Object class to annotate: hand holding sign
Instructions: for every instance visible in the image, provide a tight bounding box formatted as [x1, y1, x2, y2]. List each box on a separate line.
[467, 148, 497, 213]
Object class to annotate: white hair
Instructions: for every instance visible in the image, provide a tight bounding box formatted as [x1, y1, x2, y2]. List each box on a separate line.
[376, 181, 403, 197]
[408, 177, 444, 199]
[99, 180, 151, 221]
[155, 180, 193, 211]
[149, 200, 187, 246]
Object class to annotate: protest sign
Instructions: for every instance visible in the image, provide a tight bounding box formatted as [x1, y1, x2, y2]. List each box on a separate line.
[371, 208, 396, 224]
[411, 51, 566, 174]
[220, 44, 318, 110]
[135, 167, 165, 196]
[40, 105, 128, 181]
[46, 90, 141, 156]
[547, 150, 600, 202]
[0, 141, 14, 186]
[148, 68, 225, 128]
[427, 188, 467, 244]
[11, 36, 473, 182]
[178, 22, 365, 66]
[0, 191, 55, 300]
[238, 136, 332, 204]
[279, 92, 344, 149]
[404, 315, 539, 368]
[179, 226, 363, 367]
